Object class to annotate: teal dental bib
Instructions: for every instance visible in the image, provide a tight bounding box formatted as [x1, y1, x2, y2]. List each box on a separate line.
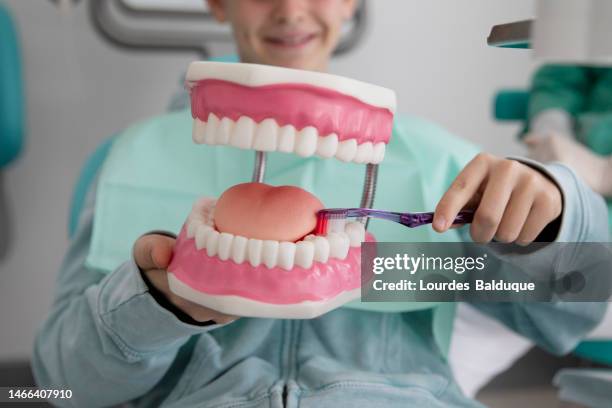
[86, 109, 479, 355]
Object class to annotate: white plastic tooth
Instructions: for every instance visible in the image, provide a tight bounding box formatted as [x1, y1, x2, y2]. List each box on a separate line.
[193, 197, 215, 211]
[195, 225, 213, 250]
[206, 230, 220, 257]
[312, 236, 330, 263]
[278, 242, 296, 271]
[215, 117, 234, 145]
[186, 220, 196, 238]
[193, 119, 206, 144]
[204, 113, 220, 145]
[335, 139, 358, 162]
[295, 126, 318, 157]
[262, 240, 279, 269]
[217, 232, 234, 261]
[372, 142, 386, 164]
[316, 133, 339, 159]
[354, 142, 374, 164]
[186, 216, 202, 238]
[304, 234, 316, 241]
[345, 222, 366, 247]
[253, 119, 278, 152]
[327, 232, 350, 260]
[278, 125, 296, 153]
[365, 142, 376, 164]
[201, 212, 213, 225]
[295, 241, 315, 269]
[206, 207, 216, 226]
[193, 198, 215, 224]
[328, 218, 347, 233]
[247, 239, 263, 267]
[231, 236, 248, 264]
[231, 116, 255, 149]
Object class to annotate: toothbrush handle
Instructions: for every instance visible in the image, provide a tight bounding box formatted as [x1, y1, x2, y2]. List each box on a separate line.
[399, 210, 474, 228]
[344, 208, 474, 229]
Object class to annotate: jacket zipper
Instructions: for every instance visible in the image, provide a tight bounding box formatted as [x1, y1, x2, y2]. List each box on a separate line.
[281, 319, 301, 407]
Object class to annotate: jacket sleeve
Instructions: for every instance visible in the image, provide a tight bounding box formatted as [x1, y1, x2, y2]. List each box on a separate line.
[473, 161, 609, 355]
[31, 176, 225, 407]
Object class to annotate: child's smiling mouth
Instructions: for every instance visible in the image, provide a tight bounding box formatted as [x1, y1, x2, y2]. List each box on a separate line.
[264, 32, 320, 49]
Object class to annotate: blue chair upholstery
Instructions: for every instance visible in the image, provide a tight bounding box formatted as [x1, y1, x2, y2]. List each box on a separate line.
[494, 90, 529, 122]
[0, 2, 24, 259]
[0, 2, 24, 168]
[574, 341, 612, 366]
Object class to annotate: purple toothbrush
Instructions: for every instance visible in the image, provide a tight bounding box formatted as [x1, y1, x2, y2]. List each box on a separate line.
[314, 208, 474, 235]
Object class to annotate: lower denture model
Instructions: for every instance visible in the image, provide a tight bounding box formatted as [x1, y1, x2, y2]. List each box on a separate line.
[167, 62, 397, 318]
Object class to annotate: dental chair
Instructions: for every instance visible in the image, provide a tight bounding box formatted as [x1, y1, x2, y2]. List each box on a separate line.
[0, 0, 33, 388]
[0, 2, 23, 170]
[493, 88, 612, 367]
[0, 1, 24, 260]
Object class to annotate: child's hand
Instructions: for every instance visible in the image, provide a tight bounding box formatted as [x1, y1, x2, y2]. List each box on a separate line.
[433, 153, 563, 245]
[133, 234, 237, 324]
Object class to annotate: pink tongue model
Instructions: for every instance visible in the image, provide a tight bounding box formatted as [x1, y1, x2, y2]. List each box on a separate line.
[214, 182, 324, 242]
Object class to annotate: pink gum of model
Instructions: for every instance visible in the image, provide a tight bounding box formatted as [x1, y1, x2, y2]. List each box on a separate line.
[191, 79, 393, 145]
[168, 225, 375, 305]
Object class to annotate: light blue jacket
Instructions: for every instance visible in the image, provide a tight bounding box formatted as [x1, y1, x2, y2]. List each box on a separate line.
[32, 117, 608, 408]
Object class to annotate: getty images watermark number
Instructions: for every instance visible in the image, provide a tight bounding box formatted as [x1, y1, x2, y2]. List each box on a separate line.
[0, 387, 73, 402]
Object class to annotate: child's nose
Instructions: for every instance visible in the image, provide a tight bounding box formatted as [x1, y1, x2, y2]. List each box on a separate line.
[272, 0, 308, 25]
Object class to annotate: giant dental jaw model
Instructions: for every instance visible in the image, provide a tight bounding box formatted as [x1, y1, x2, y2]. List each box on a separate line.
[167, 62, 397, 319]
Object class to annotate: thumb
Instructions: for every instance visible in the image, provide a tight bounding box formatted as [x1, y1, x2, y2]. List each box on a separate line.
[133, 234, 175, 271]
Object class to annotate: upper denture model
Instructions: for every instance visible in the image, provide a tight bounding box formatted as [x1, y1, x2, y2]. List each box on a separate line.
[167, 62, 396, 319]
[188, 61, 395, 163]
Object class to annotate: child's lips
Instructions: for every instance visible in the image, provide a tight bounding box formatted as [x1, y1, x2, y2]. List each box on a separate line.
[214, 182, 324, 242]
[264, 33, 318, 48]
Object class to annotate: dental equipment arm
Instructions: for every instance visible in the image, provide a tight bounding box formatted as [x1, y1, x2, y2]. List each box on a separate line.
[489, 0, 612, 66]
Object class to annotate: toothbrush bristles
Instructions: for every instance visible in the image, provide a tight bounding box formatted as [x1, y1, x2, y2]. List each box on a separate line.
[315, 210, 348, 235]
[315, 213, 328, 236]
